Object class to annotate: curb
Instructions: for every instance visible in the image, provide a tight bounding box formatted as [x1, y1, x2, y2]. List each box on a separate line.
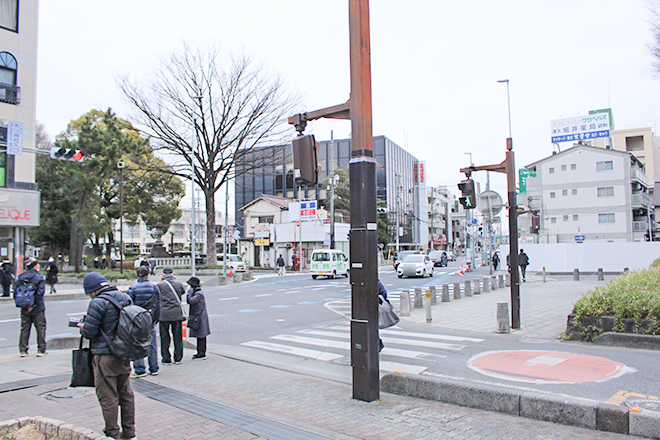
[380, 373, 660, 438]
[595, 332, 660, 351]
[0, 416, 105, 439]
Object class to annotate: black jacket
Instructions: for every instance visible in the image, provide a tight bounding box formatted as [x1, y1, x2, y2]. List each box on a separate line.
[127, 278, 161, 323]
[80, 287, 132, 355]
[16, 268, 46, 313]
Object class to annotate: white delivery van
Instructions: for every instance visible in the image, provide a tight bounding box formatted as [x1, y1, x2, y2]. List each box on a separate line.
[310, 249, 349, 279]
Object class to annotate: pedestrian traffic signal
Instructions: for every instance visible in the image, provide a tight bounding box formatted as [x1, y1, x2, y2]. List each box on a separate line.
[49, 147, 85, 162]
[292, 134, 318, 185]
[458, 178, 476, 209]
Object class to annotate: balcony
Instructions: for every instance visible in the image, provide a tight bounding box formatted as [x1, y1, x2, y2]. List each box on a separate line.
[632, 192, 651, 207]
[630, 167, 648, 185]
[0, 83, 20, 105]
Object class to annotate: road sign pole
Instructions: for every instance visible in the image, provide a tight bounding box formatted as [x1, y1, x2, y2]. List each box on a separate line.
[506, 141, 521, 329]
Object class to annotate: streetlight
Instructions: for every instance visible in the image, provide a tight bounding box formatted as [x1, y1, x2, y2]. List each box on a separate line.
[327, 174, 340, 249]
[497, 79, 512, 138]
[118, 162, 125, 274]
[190, 95, 203, 276]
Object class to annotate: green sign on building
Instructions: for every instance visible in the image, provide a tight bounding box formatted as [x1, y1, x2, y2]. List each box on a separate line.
[518, 169, 537, 194]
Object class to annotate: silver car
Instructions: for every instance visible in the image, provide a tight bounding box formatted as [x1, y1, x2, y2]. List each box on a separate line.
[397, 254, 434, 278]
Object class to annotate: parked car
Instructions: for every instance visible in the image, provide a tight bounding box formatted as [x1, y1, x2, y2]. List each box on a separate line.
[397, 254, 434, 278]
[393, 250, 423, 270]
[310, 249, 349, 279]
[217, 254, 247, 272]
[446, 251, 456, 261]
[427, 250, 448, 267]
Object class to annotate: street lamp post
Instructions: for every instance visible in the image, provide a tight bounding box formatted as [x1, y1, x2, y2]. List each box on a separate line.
[328, 174, 339, 249]
[118, 162, 124, 274]
[190, 95, 203, 276]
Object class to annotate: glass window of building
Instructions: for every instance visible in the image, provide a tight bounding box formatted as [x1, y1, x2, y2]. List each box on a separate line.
[562, 189, 568, 196]
[561, 165, 567, 171]
[572, 189, 577, 195]
[0, 0, 18, 32]
[550, 192, 556, 198]
[597, 187, 614, 197]
[573, 215, 579, 221]
[551, 217, 557, 224]
[258, 216, 273, 223]
[549, 167, 555, 174]
[598, 213, 615, 224]
[596, 161, 613, 172]
[571, 164, 577, 170]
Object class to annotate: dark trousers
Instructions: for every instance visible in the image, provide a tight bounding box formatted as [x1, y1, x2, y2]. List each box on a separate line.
[160, 321, 183, 363]
[520, 265, 528, 280]
[196, 337, 207, 356]
[1, 283, 9, 297]
[93, 354, 135, 439]
[19, 310, 46, 354]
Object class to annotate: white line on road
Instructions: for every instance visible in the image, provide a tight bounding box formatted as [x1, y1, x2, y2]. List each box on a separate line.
[240, 340, 344, 361]
[218, 297, 239, 301]
[311, 287, 326, 291]
[300, 329, 467, 351]
[380, 361, 427, 375]
[0, 318, 20, 324]
[254, 294, 272, 297]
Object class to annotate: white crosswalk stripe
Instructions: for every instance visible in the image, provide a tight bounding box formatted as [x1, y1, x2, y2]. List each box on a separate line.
[239, 323, 484, 375]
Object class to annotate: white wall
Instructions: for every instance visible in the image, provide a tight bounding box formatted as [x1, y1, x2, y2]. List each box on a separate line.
[518, 242, 660, 272]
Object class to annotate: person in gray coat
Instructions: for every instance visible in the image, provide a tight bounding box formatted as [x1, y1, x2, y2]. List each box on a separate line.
[157, 266, 186, 365]
[186, 277, 210, 360]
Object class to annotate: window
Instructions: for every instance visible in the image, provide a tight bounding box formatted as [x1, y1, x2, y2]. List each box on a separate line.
[258, 216, 274, 224]
[597, 187, 614, 197]
[0, 52, 16, 86]
[561, 165, 567, 171]
[549, 167, 555, 174]
[572, 189, 578, 195]
[562, 189, 568, 196]
[551, 217, 557, 224]
[599, 213, 616, 224]
[550, 192, 556, 198]
[597, 161, 613, 172]
[563, 215, 569, 222]
[573, 215, 579, 221]
[571, 164, 577, 170]
[0, 0, 18, 32]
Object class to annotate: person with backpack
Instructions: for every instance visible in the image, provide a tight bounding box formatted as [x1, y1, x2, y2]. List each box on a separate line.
[1, 259, 13, 297]
[16, 257, 46, 357]
[519, 249, 530, 282]
[127, 266, 160, 377]
[156, 266, 186, 365]
[186, 277, 210, 360]
[79, 272, 137, 440]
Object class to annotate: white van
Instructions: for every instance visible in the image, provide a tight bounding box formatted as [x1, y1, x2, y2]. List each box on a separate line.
[310, 249, 349, 279]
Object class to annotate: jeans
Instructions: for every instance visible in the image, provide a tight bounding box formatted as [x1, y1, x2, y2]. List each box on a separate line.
[132, 324, 158, 374]
[93, 354, 135, 439]
[19, 310, 46, 354]
[159, 321, 183, 363]
[520, 265, 528, 280]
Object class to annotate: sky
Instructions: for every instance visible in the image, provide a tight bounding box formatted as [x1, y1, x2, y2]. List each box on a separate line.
[36, 0, 660, 214]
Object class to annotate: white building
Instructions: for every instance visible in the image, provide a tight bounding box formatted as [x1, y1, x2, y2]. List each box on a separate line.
[0, 0, 40, 270]
[524, 144, 652, 243]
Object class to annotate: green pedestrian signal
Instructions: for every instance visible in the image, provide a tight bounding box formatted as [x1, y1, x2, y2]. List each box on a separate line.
[458, 179, 476, 209]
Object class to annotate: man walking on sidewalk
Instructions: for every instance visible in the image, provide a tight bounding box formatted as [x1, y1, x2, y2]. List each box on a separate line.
[519, 249, 530, 282]
[79, 272, 136, 440]
[17, 257, 46, 357]
[127, 266, 160, 377]
[157, 266, 186, 365]
[276, 254, 286, 276]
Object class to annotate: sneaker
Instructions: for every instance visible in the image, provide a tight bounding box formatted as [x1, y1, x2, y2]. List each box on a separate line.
[149, 371, 159, 376]
[162, 360, 172, 366]
[36, 352, 47, 357]
[192, 354, 206, 360]
[20, 353, 27, 358]
[174, 360, 182, 365]
[130, 372, 147, 378]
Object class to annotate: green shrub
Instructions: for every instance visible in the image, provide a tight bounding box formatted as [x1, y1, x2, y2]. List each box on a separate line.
[572, 265, 660, 338]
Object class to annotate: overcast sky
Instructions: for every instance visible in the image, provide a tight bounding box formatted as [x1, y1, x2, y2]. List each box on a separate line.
[36, 1, 660, 210]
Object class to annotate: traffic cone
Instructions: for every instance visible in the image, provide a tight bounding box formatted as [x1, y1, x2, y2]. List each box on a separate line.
[228, 267, 233, 278]
[182, 321, 187, 338]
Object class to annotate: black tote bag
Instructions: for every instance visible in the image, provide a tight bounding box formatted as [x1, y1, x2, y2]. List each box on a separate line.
[71, 336, 95, 387]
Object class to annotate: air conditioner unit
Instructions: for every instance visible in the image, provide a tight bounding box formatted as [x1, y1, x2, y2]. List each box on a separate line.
[286, 243, 292, 248]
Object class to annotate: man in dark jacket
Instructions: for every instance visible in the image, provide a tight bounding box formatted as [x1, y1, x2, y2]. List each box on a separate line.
[79, 272, 136, 440]
[1, 259, 13, 297]
[156, 266, 186, 365]
[17, 257, 47, 356]
[127, 266, 160, 377]
[519, 249, 530, 282]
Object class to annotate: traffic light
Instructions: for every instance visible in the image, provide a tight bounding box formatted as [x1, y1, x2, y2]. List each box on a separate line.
[292, 134, 318, 185]
[50, 147, 85, 162]
[458, 178, 476, 209]
[478, 225, 483, 236]
[376, 207, 389, 214]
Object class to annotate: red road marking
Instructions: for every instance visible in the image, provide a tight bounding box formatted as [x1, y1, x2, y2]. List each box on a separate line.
[468, 350, 631, 384]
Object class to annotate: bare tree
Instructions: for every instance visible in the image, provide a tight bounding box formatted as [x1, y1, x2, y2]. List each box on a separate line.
[118, 44, 301, 263]
[650, 1, 660, 75]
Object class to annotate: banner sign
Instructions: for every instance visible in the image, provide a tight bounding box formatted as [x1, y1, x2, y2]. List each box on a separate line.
[519, 169, 537, 194]
[551, 113, 610, 143]
[6, 121, 23, 155]
[300, 201, 317, 221]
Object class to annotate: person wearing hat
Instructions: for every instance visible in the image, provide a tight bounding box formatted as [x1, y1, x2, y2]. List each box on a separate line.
[126, 265, 160, 377]
[45, 256, 59, 294]
[17, 257, 46, 357]
[157, 266, 186, 365]
[78, 272, 136, 440]
[186, 276, 210, 360]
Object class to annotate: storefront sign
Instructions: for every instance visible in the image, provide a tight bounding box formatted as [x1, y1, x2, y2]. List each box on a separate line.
[0, 189, 40, 227]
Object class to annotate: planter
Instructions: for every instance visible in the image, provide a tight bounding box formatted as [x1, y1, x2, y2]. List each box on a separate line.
[566, 314, 660, 340]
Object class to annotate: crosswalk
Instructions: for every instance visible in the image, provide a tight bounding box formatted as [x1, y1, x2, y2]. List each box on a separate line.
[240, 322, 484, 375]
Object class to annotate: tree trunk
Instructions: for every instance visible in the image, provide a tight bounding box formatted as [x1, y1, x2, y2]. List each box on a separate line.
[205, 189, 217, 266]
[69, 192, 89, 273]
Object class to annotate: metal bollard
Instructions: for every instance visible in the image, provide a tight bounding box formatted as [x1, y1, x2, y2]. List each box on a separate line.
[442, 284, 450, 302]
[497, 302, 511, 333]
[414, 287, 423, 308]
[505, 273, 511, 287]
[453, 282, 462, 299]
[542, 267, 546, 283]
[399, 290, 411, 316]
[491, 277, 497, 290]
[464, 280, 472, 297]
[429, 285, 437, 305]
[483, 278, 490, 292]
[573, 268, 580, 281]
[424, 290, 432, 323]
[597, 268, 604, 281]
[498, 275, 504, 288]
[473, 279, 481, 294]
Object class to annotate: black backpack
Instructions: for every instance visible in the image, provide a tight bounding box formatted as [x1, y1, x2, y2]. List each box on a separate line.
[98, 294, 152, 361]
[14, 279, 36, 309]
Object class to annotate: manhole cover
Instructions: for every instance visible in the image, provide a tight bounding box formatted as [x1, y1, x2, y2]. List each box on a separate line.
[333, 357, 351, 365]
[50, 388, 87, 398]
